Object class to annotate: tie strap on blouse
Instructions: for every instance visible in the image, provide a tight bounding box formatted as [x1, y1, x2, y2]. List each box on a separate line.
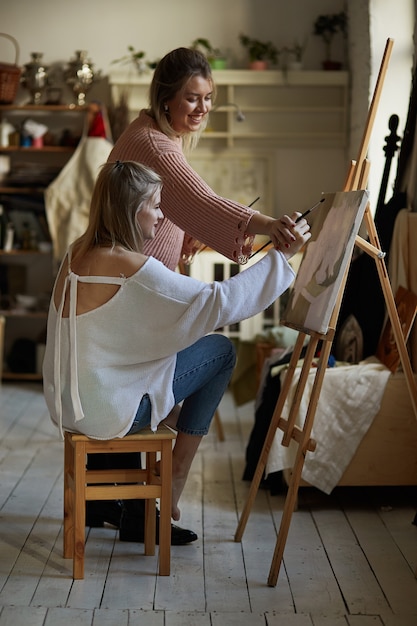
[53, 254, 126, 438]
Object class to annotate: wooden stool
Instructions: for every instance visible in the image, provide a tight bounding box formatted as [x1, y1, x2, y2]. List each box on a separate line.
[63, 425, 176, 579]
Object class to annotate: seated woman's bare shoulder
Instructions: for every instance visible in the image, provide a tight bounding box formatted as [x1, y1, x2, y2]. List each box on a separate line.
[74, 245, 148, 278]
[55, 245, 149, 316]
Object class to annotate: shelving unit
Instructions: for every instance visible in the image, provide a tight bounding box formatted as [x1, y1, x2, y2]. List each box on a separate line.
[0, 104, 87, 380]
[109, 69, 349, 148]
[0, 249, 52, 381]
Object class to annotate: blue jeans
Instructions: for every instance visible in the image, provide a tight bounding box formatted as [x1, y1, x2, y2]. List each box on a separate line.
[128, 334, 236, 436]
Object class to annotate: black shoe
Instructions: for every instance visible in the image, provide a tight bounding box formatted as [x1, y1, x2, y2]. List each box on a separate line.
[119, 505, 198, 545]
[85, 500, 123, 528]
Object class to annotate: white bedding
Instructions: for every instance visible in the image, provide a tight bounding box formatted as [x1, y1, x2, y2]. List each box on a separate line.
[265, 357, 391, 494]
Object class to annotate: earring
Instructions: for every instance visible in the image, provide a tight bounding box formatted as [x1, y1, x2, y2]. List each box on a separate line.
[164, 104, 169, 113]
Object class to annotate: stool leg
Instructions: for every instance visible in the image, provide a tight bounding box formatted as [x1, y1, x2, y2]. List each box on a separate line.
[158, 439, 172, 575]
[214, 409, 225, 442]
[144, 498, 156, 556]
[63, 433, 74, 558]
[144, 451, 156, 556]
[73, 441, 86, 579]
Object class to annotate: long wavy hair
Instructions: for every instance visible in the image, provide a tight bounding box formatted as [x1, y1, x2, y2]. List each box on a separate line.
[148, 47, 216, 152]
[72, 161, 162, 261]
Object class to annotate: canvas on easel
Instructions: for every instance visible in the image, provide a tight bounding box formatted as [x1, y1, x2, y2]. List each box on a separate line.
[282, 190, 369, 334]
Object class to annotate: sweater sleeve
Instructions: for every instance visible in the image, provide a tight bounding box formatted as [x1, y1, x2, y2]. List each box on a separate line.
[136, 249, 295, 360]
[153, 148, 256, 263]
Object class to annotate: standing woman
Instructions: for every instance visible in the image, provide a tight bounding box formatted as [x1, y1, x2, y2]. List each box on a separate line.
[87, 47, 305, 541]
[109, 46, 298, 269]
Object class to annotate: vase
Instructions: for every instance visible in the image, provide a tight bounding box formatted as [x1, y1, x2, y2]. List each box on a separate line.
[210, 58, 227, 70]
[21, 53, 49, 105]
[322, 60, 342, 71]
[288, 61, 303, 71]
[64, 50, 100, 106]
[249, 60, 268, 71]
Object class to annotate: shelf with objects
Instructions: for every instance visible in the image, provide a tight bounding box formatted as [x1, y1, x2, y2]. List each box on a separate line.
[108, 69, 349, 149]
[0, 104, 88, 380]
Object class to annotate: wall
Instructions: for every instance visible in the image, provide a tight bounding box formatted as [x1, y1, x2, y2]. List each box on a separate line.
[0, 0, 346, 74]
[0, 0, 414, 220]
[367, 0, 415, 209]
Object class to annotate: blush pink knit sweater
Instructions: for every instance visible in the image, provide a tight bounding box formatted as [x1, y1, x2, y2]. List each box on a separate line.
[109, 111, 256, 270]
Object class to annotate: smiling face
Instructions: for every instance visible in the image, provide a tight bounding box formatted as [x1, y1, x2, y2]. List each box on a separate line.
[136, 189, 163, 240]
[166, 75, 213, 135]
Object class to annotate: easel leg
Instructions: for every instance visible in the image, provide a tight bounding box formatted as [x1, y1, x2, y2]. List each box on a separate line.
[234, 332, 307, 542]
[267, 340, 332, 586]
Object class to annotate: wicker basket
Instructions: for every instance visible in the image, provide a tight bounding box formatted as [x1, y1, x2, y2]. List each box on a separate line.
[0, 33, 21, 104]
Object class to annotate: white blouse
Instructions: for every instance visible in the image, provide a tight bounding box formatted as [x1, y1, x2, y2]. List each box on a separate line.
[43, 248, 294, 440]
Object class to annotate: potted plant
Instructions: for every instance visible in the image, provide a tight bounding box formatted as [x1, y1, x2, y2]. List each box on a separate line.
[287, 37, 308, 70]
[191, 38, 227, 70]
[111, 46, 159, 74]
[239, 34, 278, 70]
[313, 12, 347, 70]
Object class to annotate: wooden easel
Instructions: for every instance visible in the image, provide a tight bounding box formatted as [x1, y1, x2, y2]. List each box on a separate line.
[234, 38, 417, 587]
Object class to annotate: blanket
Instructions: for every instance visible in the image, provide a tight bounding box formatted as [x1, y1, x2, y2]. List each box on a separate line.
[266, 357, 391, 494]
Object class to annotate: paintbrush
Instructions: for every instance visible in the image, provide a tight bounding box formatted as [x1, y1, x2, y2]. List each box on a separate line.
[295, 197, 325, 222]
[248, 198, 324, 260]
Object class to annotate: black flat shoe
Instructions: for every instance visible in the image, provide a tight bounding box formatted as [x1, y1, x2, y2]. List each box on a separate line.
[85, 500, 122, 528]
[119, 507, 198, 545]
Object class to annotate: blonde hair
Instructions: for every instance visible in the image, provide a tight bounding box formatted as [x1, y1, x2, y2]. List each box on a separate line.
[73, 161, 162, 260]
[148, 47, 216, 152]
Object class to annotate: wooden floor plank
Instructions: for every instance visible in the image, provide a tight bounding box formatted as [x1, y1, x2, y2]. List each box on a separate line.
[164, 611, 211, 626]
[345, 617, 384, 625]
[66, 527, 119, 610]
[311, 507, 390, 615]
[343, 507, 417, 615]
[127, 609, 164, 625]
[99, 532, 158, 611]
[211, 612, 266, 625]
[272, 504, 347, 615]
[0, 444, 63, 605]
[379, 615, 417, 626]
[265, 613, 314, 625]
[234, 474, 295, 613]
[0, 606, 47, 626]
[44, 607, 94, 625]
[310, 616, 347, 626]
[203, 457, 252, 613]
[29, 478, 74, 608]
[91, 608, 129, 626]
[378, 500, 417, 572]
[154, 471, 206, 612]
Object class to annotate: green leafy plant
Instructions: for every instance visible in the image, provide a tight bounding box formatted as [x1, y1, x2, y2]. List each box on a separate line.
[111, 46, 159, 73]
[191, 38, 226, 68]
[313, 12, 347, 62]
[239, 34, 278, 65]
[288, 37, 308, 63]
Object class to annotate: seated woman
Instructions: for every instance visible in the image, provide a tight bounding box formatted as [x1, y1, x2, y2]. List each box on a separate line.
[42, 160, 310, 522]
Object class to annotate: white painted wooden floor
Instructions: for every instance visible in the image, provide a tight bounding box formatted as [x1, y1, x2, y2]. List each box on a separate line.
[1, 381, 417, 626]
